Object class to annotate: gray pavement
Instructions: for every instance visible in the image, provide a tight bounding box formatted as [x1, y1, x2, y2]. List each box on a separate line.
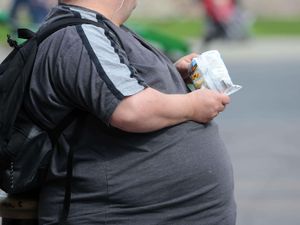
[1, 37, 300, 225]
[0, 46, 9, 62]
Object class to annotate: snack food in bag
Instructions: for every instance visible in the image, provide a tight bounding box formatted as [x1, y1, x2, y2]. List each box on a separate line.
[188, 50, 242, 95]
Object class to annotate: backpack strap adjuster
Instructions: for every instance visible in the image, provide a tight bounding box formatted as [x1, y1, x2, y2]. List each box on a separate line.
[18, 29, 36, 40]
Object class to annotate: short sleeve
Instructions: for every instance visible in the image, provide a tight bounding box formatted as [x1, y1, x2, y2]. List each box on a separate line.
[55, 25, 147, 124]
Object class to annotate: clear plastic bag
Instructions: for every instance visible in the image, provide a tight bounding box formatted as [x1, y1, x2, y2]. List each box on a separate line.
[188, 50, 242, 95]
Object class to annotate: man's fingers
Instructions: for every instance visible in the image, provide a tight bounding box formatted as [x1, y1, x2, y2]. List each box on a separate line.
[220, 94, 230, 105]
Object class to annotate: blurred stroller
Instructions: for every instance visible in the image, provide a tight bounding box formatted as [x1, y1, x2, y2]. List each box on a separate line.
[201, 0, 253, 47]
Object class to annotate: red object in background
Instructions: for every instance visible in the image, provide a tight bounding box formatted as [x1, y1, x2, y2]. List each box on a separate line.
[203, 0, 235, 23]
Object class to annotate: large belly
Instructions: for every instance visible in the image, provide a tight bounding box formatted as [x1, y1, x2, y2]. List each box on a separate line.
[105, 122, 234, 213]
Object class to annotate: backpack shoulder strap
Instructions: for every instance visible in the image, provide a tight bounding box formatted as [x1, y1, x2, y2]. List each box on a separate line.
[13, 17, 107, 47]
[36, 17, 106, 44]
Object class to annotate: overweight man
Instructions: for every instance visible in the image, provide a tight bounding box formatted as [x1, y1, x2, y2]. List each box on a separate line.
[27, 0, 236, 224]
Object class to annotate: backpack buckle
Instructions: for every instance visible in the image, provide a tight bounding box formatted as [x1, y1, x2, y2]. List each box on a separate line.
[7, 35, 19, 49]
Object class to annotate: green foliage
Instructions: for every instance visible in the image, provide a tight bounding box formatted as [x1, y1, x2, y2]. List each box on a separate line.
[0, 25, 10, 46]
[127, 18, 300, 41]
[127, 19, 203, 41]
[253, 18, 300, 36]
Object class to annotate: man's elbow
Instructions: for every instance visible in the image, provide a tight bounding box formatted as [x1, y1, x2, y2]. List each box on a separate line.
[110, 110, 142, 132]
[109, 96, 148, 132]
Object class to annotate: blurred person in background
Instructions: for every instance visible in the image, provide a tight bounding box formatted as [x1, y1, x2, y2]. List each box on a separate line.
[200, 0, 252, 49]
[30, 0, 51, 25]
[9, 0, 53, 31]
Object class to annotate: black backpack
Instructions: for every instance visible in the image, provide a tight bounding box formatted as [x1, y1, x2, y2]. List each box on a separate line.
[0, 17, 113, 223]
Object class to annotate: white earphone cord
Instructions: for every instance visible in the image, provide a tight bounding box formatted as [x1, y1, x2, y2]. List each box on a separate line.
[115, 0, 125, 13]
[111, 0, 125, 21]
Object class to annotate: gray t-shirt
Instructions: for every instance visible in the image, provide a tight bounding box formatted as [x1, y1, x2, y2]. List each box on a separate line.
[28, 5, 236, 225]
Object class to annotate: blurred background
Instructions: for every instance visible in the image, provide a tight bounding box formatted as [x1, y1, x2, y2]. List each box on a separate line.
[1, 0, 300, 225]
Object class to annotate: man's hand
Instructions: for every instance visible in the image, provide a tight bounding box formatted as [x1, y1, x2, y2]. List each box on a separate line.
[175, 53, 198, 80]
[187, 88, 230, 123]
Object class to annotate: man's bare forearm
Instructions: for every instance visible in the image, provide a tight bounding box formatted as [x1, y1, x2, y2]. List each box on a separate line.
[110, 87, 230, 133]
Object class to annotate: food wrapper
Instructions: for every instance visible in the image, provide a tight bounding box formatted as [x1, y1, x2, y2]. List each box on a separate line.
[188, 50, 242, 95]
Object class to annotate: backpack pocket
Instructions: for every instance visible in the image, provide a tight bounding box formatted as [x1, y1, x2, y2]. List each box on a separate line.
[0, 114, 52, 194]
